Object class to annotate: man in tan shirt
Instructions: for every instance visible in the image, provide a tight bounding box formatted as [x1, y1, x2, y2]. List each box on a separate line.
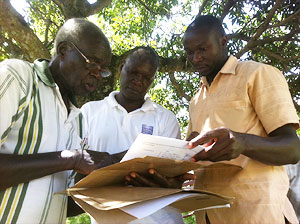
[183, 15, 300, 224]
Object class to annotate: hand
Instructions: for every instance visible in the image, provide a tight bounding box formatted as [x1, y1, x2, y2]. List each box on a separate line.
[125, 169, 195, 189]
[186, 131, 200, 141]
[71, 149, 119, 175]
[188, 127, 244, 162]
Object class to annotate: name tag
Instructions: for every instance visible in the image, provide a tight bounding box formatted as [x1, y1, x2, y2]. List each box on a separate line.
[141, 124, 153, 135]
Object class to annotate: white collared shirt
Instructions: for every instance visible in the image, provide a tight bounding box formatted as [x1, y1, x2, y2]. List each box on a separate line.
[81, 91, 181, 154]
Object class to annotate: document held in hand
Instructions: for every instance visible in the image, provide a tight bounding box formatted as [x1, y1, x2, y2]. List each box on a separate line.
[60, 135, 235, 223]
[121, 133, 204, 162]
[63, 157, 233, 223]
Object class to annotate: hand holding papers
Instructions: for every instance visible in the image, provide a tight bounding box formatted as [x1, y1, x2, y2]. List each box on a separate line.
[62, 156, 234, 223]
[61, 135, 234, 223]
[121, 134, 204, 162]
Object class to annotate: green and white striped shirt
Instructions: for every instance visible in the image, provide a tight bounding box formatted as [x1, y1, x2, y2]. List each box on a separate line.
[0, 59, 83, 224]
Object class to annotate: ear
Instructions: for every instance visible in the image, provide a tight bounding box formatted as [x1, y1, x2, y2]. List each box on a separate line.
[220, 35, 227, 47]
[119, 61, 125, 72]
[56, 41, 71, 58]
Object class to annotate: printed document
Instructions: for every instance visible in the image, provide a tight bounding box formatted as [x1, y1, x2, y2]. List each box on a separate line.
[121, 134, 204, 162]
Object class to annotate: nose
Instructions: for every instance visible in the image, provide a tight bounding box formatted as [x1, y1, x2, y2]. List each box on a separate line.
[88, 63, 102, 79]
[90, 71, 102, 80]
[192, 50, 203, 63]
[131, 73, 142, 85]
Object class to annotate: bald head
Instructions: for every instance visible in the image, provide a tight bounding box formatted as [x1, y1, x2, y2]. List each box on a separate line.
[54, 18, 110, 56]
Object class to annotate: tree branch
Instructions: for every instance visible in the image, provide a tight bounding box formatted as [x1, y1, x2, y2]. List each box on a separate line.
[87, 0, 113, 15]
[168, 72, 191, 101]
[51, 0, 65, 13]
[0, 0, 51, 61]
[134, 0, 158, 15]
[255, 47, 284, 61]
[0, 33, 25, 59]
[269, 7, 300, 28]
[220, 0, 235, 21]
[235, 0, 283, 58]
[257, 28, 300, 45]
[159, 56, 193, 73]
[254, 47, 300, 63]
[198, 0, 209, 16]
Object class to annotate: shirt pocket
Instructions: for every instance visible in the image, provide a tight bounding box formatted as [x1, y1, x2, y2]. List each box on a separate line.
[209, 99, 251, 132]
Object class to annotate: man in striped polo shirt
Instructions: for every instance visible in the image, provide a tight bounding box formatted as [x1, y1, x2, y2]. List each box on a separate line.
[0, 18, 124, 223]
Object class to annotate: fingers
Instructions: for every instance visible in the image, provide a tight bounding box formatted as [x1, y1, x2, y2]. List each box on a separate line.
[125, 172, 160, 188]
[188, 128, 240, 162]
[186, 131, 200, 141]
[124, 169, 185, 189]
[151, 169, 195, 189]
[125, 174, 143, 187]
[188, 131, 217, 149]
[192, 141, 236, 162]
[188, 127, 231, 149]
[148, 169, 172, 188]
[191, 150, 208, 161]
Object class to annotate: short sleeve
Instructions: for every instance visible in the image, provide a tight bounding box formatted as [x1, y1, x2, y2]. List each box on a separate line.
[248, 64, 299, 134]
[0, 60, 30, 146]
[161, 110, 181, 139]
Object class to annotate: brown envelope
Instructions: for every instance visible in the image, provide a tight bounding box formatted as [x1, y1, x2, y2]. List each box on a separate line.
[70, 156, 202, 189]
[63, 157, 234, 223]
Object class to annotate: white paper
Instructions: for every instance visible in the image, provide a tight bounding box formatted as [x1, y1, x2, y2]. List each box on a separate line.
[120, 192, 230, 219]
[121, 134, 204, 162]
[119, 192, 195, 219]
[194, 204, 230, 211]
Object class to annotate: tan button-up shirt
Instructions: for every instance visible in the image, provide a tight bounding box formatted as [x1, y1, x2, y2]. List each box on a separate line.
[188, 56, 299, 224]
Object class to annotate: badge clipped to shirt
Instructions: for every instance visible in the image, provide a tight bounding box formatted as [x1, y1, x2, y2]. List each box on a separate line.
[141, 124, 153, 135]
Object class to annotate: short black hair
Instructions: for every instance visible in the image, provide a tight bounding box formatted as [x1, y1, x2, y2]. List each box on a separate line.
[185, 15, 225, 37]
[123, 46, 159, 70]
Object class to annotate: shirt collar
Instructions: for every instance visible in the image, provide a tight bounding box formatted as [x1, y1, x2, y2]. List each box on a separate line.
[219, 55, 238, 75]
[200, 55, 238, 88]
[140, 97, 155, 112]
[200, 76, 209, 89]
[107, 91, 121, 108]
[33, 59, 56, 87]
[107, 91, 155, 112]
[33, 58, 78, 107]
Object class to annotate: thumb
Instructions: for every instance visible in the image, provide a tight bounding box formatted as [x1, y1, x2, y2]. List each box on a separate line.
[188, 134, 209, 148]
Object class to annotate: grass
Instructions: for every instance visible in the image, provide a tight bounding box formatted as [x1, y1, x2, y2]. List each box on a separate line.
[66, 212, 196, 224]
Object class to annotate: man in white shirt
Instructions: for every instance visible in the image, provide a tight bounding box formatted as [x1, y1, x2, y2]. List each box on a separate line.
[81, 46, 184, 223]
[81, 46, 181, 152]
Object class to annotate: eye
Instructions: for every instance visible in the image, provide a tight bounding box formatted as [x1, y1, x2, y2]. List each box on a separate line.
[185, 50, 193, 55]
[199, 47, 208, 52]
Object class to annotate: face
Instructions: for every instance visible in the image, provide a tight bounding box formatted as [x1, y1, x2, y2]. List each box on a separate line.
[59, 35, 111, 96]
[183, 28, 227, 79]
[119, 53, 156, 101]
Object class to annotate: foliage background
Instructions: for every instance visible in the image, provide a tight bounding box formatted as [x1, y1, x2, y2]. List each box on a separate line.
[0, 0, 299, 222]
[1, 0, 299, 136]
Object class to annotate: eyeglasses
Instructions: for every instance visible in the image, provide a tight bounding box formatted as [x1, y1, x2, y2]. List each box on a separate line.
[70, 42, 111, 78]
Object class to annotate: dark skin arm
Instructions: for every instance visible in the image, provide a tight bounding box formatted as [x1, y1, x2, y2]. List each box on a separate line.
[67, 150, 127, 217]
[0, 149, 126, 191]
[187, 124, 300, 165]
